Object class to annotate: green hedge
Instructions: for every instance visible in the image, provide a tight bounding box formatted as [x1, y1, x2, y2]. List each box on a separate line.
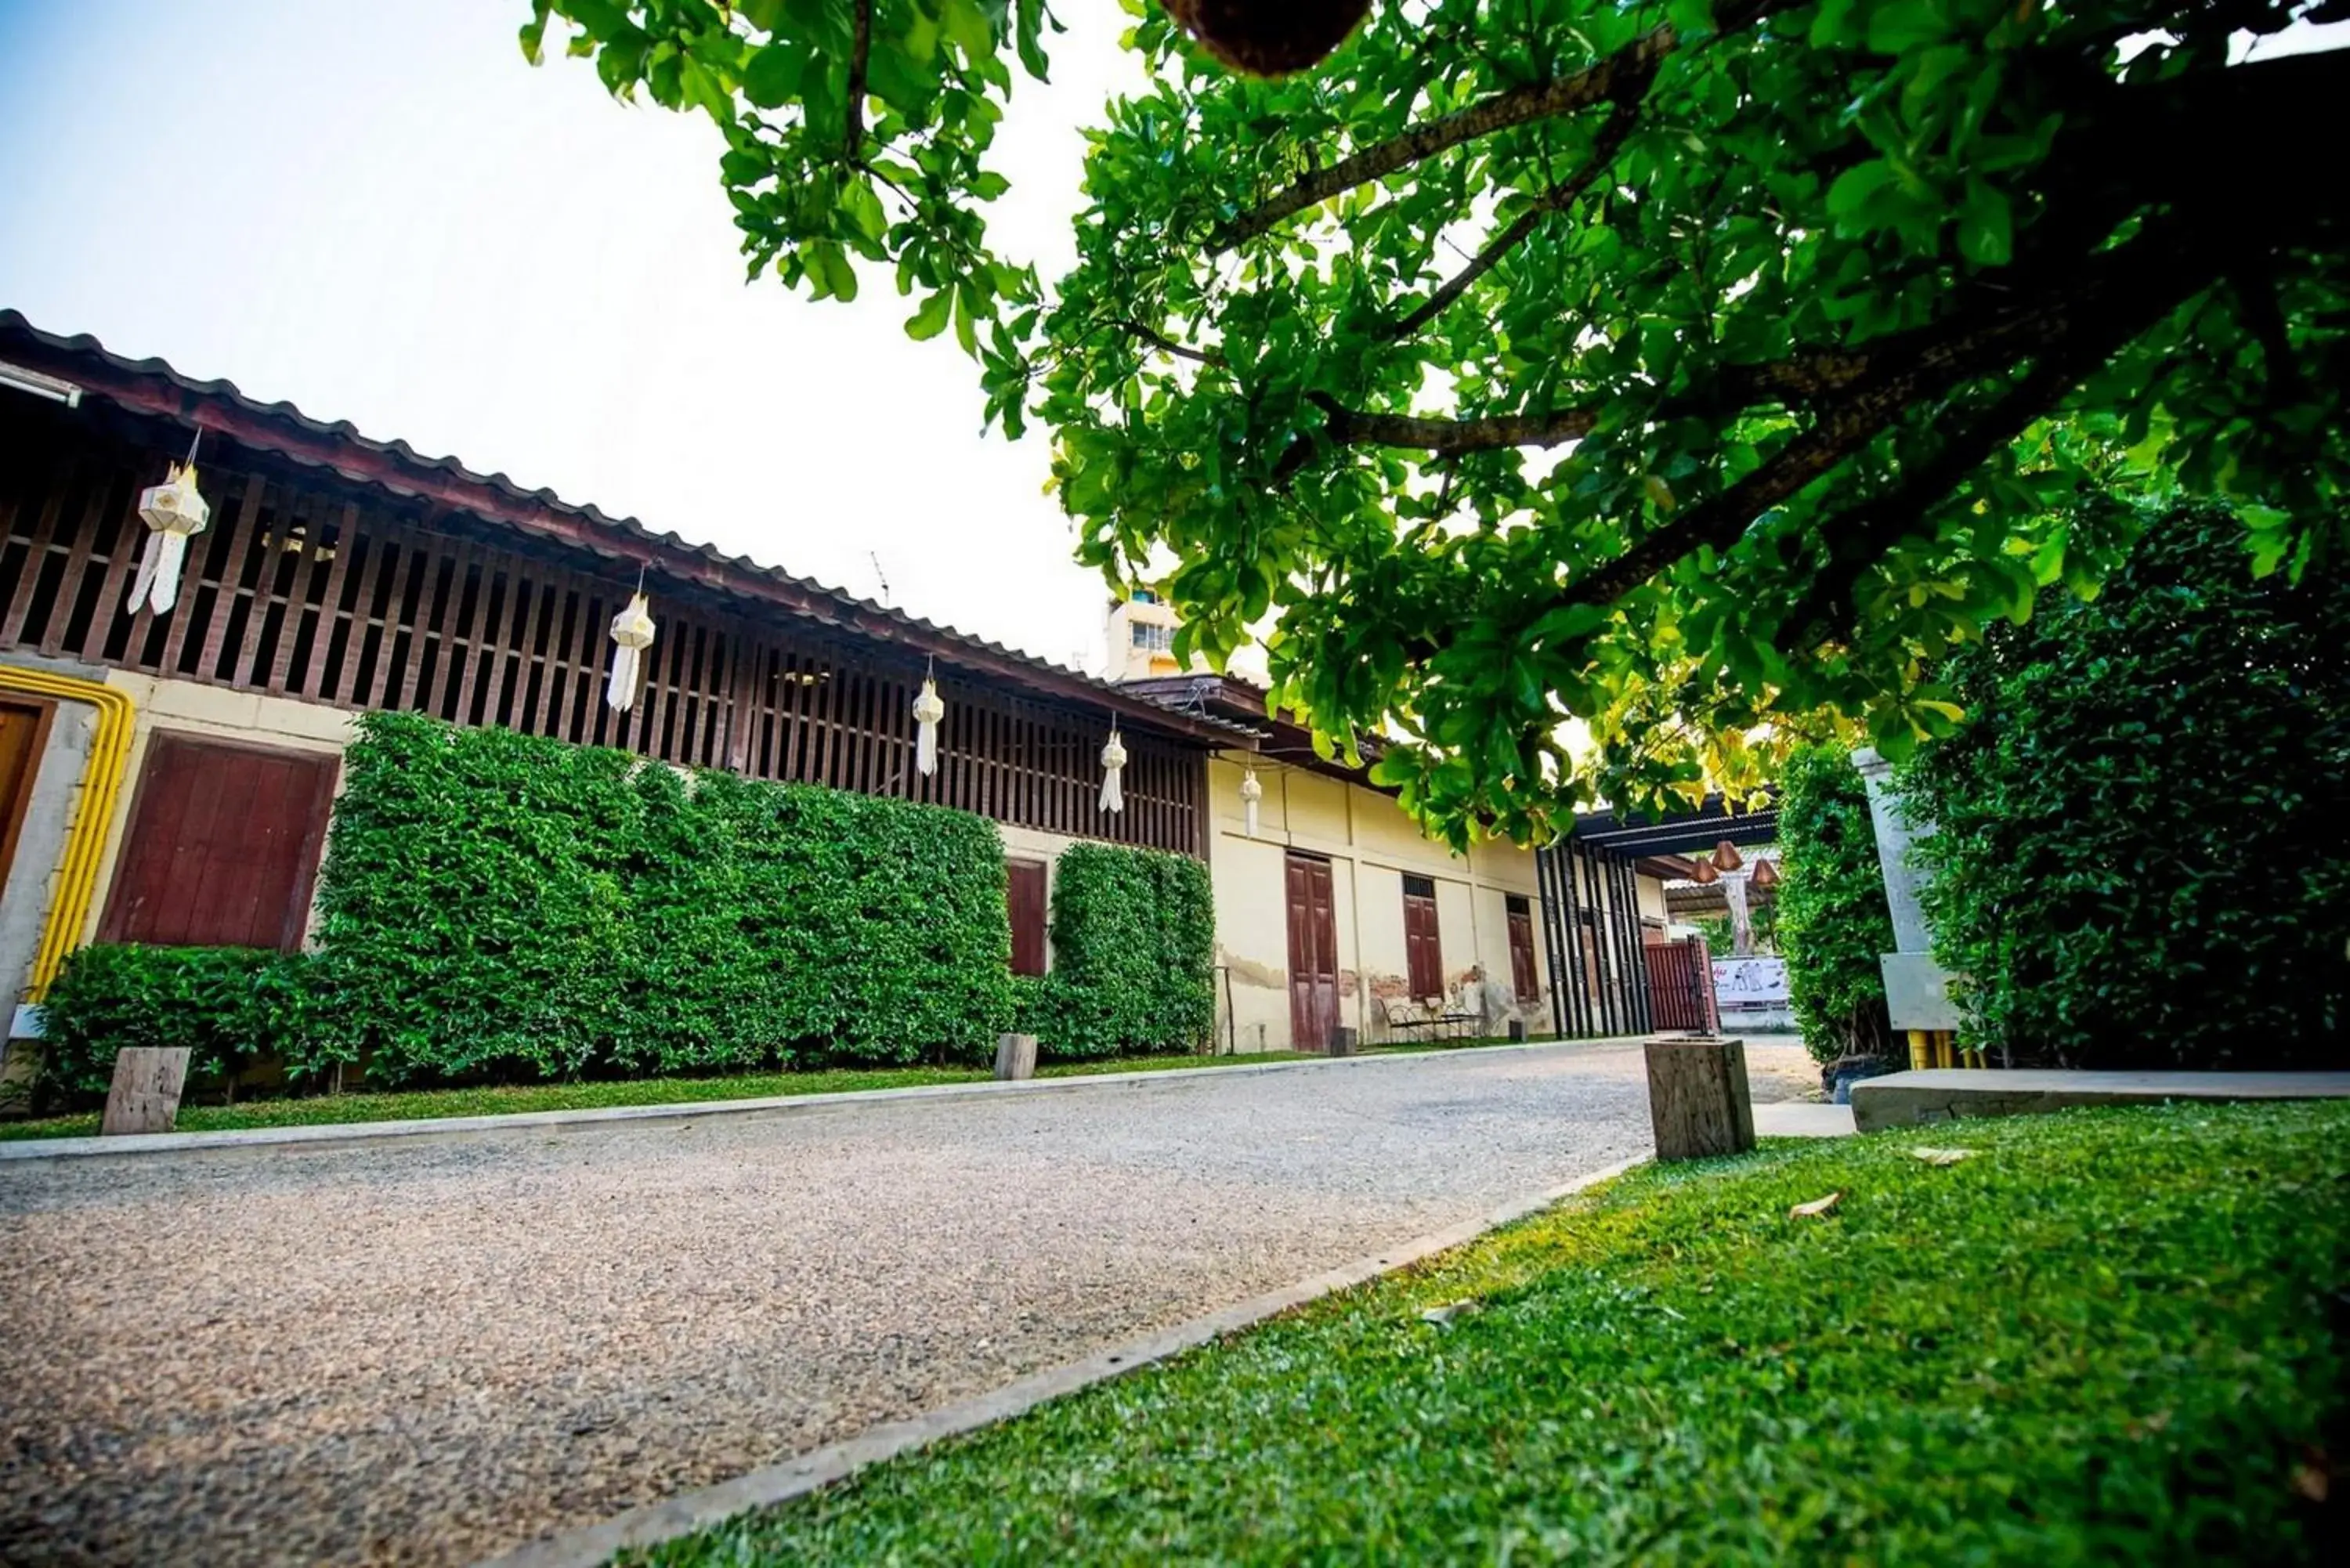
[1027, 841, 1215, 1059]
[1899, 505, 2350, 1069]
[1773, 744, 1896, 1064]
[35, 945, 308, 1104]
[300, 713, 1018, 1084]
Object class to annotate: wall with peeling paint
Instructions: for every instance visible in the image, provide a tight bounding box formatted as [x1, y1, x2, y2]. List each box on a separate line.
[1206, 753, 1607, 1052]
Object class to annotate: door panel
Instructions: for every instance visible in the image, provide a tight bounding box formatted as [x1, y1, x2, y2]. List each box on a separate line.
[1506, 895, 1538, 1002]
[1006, 858, 1047, 977]
[0, 697, 55, 897]
[1401, 873, 1442, 999]
[1285, 851, 1338, 1050]
[99, 732, 338, 951]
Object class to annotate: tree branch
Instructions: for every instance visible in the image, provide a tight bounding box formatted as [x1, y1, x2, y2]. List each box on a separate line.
[1312, 392, 1596, 454]
[1552, 233, 2210, 614]
[1214, 28, 1672, 251]
[1117, 320, 1226, 367]
[1386, 100, 1642, 341]
[1211, 0, 1799, 251]
[844, 0, 871, 160]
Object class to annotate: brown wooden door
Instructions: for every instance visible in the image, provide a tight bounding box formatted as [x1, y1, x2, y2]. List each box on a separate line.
[1285, 851, 1338, 1050]
[0, 697, 56, 897]
[1401, 874, 1443, 999]
[1506, 894, 1538, 1002]
[99, 732, 339, 950]
[1006, 858, 1048, 977]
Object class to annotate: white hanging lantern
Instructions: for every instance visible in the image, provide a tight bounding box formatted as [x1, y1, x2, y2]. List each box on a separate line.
[911, 676, 945, 777]
[125, 461, 211, 616]
[1238, 766, 1263, 837]
[606, 591, 656, 712]
[1098, 726, 1127, 815]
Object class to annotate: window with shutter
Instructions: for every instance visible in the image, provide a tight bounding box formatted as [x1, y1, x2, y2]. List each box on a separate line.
[98, 732, 338, 951]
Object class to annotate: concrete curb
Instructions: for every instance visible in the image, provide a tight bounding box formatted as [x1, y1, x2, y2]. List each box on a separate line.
[475, 1154, 1648, 1568]
[0, 1037, 1635, 1165]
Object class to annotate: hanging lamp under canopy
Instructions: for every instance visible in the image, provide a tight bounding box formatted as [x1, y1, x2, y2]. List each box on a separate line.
[1689, 858, 1721, 886]
[911, 669, 945, 777]
[606, 590, 656, 713]
[1750, 856, 1781, 890]
[1238, 767, 1263, 837]
[125, 433, 211, 617]
[1098, 727, 1127, 815]
[1712, 839, 1744, 873]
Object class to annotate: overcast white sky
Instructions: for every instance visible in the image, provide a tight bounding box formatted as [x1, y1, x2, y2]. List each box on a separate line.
[0, 0, 1142, 674]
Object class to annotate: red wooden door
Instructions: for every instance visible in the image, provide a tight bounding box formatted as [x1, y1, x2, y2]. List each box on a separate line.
[0, 697, 56, 896]
[99, 732, 339, 950]
[1401, 874, 1443, 999]
[1285, 851, 1339, 1050]
[1506, 894, 1538, 1002]
[1006, 858, 1048, 977]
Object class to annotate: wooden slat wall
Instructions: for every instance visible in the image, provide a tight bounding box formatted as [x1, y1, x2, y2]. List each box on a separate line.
[0, 421, 1207, 857]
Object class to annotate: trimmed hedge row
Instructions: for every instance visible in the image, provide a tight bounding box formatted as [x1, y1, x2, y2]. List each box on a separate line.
[1898, 504, 2350, 1069]
[1025, 840, 1216, 1059]
[37, 713, 1221, 1098]
[1773, 743, 1896, 1065]
[34, 945, 306, 1101]
[304, 714, 1019, 1083]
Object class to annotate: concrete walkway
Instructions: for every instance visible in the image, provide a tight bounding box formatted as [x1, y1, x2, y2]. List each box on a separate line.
[0, 1039, 1814, 1566]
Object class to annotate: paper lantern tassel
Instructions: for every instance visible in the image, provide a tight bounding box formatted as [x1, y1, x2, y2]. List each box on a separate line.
[606, 591, 656, 713]
[912, 677, 945, 777]
[1098, 727, 1127, 815]
[1238, 767, 1263, 837]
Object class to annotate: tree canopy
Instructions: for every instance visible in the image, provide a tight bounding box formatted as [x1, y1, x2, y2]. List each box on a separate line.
[525, 0, 2350, 844]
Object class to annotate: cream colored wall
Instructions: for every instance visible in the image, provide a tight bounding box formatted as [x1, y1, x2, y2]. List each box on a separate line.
[1206, 752, 1549, 1050]
[80, 674, 356, 948]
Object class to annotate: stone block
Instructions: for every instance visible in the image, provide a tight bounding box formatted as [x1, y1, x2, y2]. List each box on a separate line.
[101, 1047, 190, 1135]
[1850, 1068, 2350, 1133]
[993, 1033, 1038, 1082]
[1644, 1036, 1755, 1162]
[1329, 1026, 1358, 1057]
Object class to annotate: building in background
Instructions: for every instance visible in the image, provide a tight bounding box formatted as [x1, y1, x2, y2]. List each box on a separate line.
[0, 313, 1242, 1085]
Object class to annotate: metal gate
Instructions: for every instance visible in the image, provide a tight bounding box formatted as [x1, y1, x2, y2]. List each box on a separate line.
[1535, 838, 1655, 1038]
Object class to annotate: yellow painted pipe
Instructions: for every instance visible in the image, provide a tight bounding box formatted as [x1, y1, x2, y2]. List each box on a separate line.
[1907, 1028, 1932, 1071]
[0, 665, 136, 1002]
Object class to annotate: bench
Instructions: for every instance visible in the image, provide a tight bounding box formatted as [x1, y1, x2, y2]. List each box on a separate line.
[1381, 995, 1481, 1044]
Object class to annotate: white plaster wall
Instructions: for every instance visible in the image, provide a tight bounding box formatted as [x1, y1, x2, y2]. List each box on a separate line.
[1205, 752, 1551, 1050]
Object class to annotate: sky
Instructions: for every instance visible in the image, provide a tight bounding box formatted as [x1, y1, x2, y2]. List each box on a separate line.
[0, 0, 1144, 674]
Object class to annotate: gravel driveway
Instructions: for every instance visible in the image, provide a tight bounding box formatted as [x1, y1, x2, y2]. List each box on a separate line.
[0, 1039, 1815, 1566]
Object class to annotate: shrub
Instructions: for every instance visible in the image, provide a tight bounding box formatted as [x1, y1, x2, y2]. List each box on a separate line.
[1029, 841, 1215, 1059]
[1900, 504, 2350, 1069]
[306, 713, 1018, 1086]
[35, 945, 306, 1105]
[1773, 744, 1896, 1064]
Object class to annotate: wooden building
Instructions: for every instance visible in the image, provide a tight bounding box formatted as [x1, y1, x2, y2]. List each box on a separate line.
[0, 313, 1245, 1071]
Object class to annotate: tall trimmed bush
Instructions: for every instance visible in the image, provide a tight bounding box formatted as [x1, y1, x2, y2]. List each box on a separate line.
[1029, 841, 1215, 1059]
[1773, 745, 1896, 1064]
[305, 713, 1018, 1084]
[1900, 506, 2350, 1069]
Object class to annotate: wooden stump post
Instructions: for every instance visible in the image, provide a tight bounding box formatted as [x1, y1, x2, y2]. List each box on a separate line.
[994, 1032, 1038, 1082]
[1643, 1036, 1755, 1162]
[100, 1047, 191, 1136]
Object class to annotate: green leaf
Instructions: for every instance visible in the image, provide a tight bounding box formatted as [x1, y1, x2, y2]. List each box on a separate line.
[906, 287, 953, 341]
[1956, 177, 2012, 268]
[741, 41, 805, 107]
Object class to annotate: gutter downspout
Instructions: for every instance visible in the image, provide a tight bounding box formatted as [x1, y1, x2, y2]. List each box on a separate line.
[0, 667, 136, 1000]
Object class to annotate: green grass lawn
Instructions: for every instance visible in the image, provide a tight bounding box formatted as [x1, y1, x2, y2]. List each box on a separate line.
[631, 1101, 2348, 1566]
